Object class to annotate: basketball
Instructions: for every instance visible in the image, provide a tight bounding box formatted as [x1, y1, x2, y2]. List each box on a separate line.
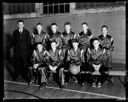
[70, 65, 80, 75]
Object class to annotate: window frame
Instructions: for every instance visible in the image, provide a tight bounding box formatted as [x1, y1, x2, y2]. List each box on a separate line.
[3, 3, 71, 19]
[42, 3, 70, 15]
[70, 2, 125, 15]
[75, 2, 126, 10]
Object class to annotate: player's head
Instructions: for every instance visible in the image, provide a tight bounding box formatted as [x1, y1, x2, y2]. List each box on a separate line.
[36, 43, 43, 52]
[72, 39, 79, 49]
[82, 22, 88, 31]
[64, 22, 71, 32]
[36, 23, 43, 31]
[51, 40, 57, 50]
[101, 25, 108, 36]
[51, 23, 57, 33]
[92, 38, 100, 49]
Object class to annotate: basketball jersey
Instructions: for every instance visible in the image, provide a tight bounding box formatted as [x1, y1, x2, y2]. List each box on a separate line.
[87, 47, 105, 65]
[67, 48, 81, 63]
[47, 49, 62, 66]
[32, 49, 47, 64]
[33, 30, 48, 46]
[48, 31, 62, 49]
[61, 30, 75, 49]
[98, 34, 114, 51]
[78, 30, 92, 48]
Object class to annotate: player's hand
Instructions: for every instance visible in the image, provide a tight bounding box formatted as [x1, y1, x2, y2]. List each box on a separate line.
[49, 65, 53, 71]
[33, 64, 39, 69]
[33, 50, 37, 57]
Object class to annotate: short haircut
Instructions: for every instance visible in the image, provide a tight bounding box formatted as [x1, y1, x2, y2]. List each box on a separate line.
[90, 37, 99, 45]
[17, 20, 24, 24]
[101, 25, 108, 30]
[64, 22, 71, 26]
[50, 39, 57, 45]
[36, 23, 42, 26]
[82, 22, 88, 26]
[72, 39, 79, 43]
[51, 23, 57, 27]
[36, 42, 43, 47]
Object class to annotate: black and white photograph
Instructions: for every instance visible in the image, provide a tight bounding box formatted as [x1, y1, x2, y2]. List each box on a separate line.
[3, 2, 127, 100]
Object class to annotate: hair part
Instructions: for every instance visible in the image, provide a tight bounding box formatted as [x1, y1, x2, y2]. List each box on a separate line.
[64, 22, 71, 26]
[51, 23, 57, 27]
[101, 25, 108, 30]
[82, 22, 88, 26]
[17, 20, 24, 24]
[50, 40, 57, 45]
[36, 23, 42, 26]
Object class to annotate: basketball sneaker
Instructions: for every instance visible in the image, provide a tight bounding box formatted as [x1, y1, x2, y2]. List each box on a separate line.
[92, 82, 96, 87]
[97, 82, 102, 88]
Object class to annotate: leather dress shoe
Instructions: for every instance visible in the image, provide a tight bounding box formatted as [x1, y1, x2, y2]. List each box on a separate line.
[39, 82, 46, 88]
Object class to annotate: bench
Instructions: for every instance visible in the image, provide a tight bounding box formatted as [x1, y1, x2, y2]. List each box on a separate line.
[92, 71, 126, 86]
[92, 71, 126, 76]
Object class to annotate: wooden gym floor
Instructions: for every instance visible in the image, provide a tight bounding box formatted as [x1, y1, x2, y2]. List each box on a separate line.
[3, 60, 126, 100]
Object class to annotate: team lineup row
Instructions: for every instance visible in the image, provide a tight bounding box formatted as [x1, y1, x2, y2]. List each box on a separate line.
[12, 20, 114, 88]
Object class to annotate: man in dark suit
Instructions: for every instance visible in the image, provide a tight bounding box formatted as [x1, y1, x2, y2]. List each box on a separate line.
[12, 20, 31, 83]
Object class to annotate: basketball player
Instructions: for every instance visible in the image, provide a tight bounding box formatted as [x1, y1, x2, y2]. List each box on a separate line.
[86, 38, 108, 88]
[46, 40, 64, 88]
[48, 23, 62, 50]
[64, 39, 85, 86]
[61, 22, 77, 70]
[61, 22, 77, 50]
[28, 43, 48, 88]
[98, 25, 114, 82]
[32, 23, 49, 50]
[98, 25, 114, 69]
[78, 22, 93, 51]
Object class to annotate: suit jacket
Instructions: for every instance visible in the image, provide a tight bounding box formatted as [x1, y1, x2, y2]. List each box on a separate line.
[13, 28, 31, 57]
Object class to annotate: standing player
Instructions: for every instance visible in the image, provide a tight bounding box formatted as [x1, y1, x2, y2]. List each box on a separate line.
[78, 22, 93, 66]
[98, 25, 114, 69]
[61, 22, 77, 66]
[61, 22, 76, 50]
[32, 23, 49, 50]
[48, 23, 62, 50]
[98, 25, 114, 82]
[78, 22, 93, 51]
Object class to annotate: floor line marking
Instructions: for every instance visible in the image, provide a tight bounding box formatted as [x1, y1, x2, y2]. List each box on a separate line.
[4, 80, 125, 100]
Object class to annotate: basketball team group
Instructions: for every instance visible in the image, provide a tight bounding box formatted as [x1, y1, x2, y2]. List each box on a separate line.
[12, 20, 114, 89]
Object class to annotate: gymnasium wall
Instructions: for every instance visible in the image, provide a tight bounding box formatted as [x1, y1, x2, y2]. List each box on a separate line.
[4, 11, 126, 64]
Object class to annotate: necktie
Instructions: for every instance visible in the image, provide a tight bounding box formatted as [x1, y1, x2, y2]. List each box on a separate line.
[19, 29, 22, 34]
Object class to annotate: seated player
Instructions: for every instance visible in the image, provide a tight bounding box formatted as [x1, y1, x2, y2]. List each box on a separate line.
[28, 42, 48, 88]
[64, 39, 85, 86]
[46, 40, 64, 88]
[86, 38, 109, 88]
